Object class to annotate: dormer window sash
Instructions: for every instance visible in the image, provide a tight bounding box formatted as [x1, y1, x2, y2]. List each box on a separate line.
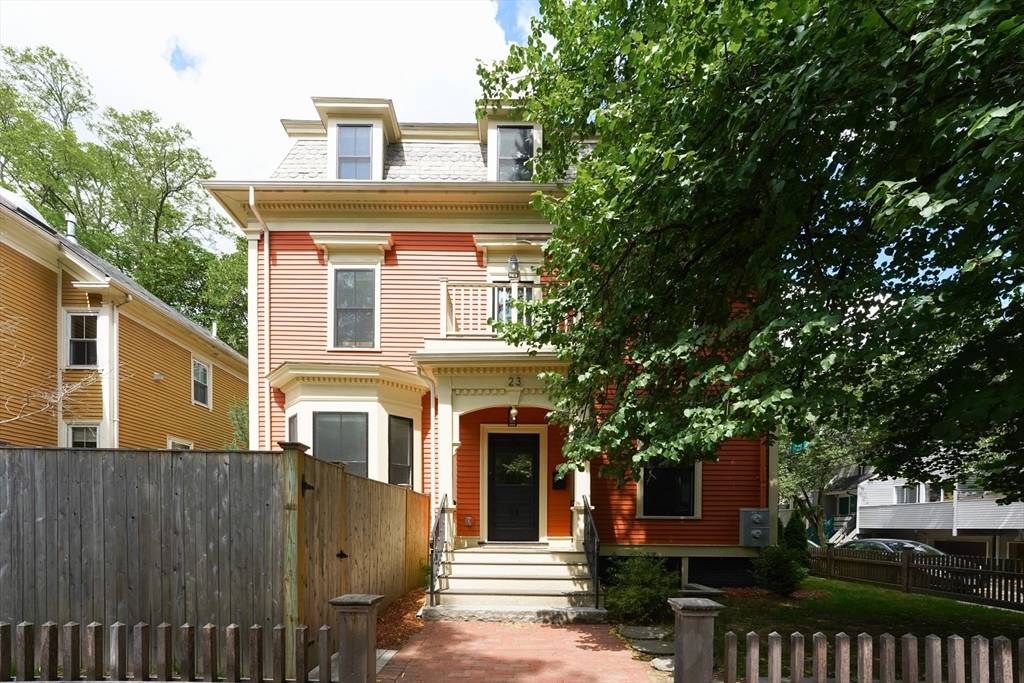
[497, 125, 535, 181]
[337, 124, 372, 180]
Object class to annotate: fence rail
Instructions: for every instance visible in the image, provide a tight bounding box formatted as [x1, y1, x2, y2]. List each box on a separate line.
[722, 628, 1024, 683]
[810, 546, 1024, 611]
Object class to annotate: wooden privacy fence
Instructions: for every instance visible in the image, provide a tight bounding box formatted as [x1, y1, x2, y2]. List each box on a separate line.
[810, 546, 1024, 610]
[668, 598, 1024, 683]
[0, 446, 429, 675]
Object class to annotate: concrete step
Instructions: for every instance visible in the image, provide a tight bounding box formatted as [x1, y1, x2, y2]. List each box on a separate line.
[435, 588, 599, 608]
[441, 574, 594, 591]
[443, 561, 592, 577]
[420, 605, 608, 624]
[449, 548, 587, 564]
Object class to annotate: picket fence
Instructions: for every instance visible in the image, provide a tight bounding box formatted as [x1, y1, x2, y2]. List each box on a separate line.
[722, 630, 1023, 683]
[0, 619, 342, 682]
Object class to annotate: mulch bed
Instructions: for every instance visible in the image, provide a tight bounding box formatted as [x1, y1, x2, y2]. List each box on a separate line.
[376, 589, 426, 650]
[721, 587, 831, 600]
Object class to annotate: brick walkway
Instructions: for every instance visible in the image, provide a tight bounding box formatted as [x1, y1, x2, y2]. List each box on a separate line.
[376, 621, 664, 683]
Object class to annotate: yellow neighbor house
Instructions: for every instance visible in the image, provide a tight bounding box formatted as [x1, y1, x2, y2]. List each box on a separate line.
[0, 189, 247, 449]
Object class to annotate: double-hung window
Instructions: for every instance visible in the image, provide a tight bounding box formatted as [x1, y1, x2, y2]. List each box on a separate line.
[68, 313, 98, 367]
[192, 358, 211, 407]
[334, 268, 375, 348]
[388, 415, 413, 487]
[70, 425, 98, 448]
[895, 485, 919, 504]
[338, 125, 372, 179]
[497, 126, 535, 181]
[639, 461, 698, 517]
[313, 412, 368, 477]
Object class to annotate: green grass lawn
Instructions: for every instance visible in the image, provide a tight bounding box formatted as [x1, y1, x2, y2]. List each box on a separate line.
[711, 578, 1024, 680]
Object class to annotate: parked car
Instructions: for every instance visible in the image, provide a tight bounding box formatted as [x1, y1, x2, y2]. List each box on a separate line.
[838, 538, 946, 555]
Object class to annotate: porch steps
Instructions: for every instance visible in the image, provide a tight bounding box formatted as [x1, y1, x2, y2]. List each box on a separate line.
[427, 544, 606, 621]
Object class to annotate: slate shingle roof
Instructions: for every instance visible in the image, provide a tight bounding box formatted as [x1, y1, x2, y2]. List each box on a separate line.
[271, 139, 327, 180]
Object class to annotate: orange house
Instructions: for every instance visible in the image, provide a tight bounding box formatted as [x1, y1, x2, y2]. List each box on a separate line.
[205, 98, 778, 616]
[0, 190, 247, 451]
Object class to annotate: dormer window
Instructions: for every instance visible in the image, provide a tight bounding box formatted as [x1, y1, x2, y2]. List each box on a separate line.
[497, 126, 535, 181]
[338, 124, 373, 179]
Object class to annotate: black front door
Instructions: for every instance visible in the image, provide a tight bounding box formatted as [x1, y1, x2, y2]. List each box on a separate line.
[488, 433, 540, 542]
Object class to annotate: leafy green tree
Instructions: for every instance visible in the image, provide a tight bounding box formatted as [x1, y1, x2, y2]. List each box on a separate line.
[0, 46, 246, 355]
[779, 427, 863, 544]
[479, 1, 1023, 498]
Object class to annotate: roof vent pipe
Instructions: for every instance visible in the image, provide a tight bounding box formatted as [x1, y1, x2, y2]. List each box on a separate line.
[65, 213, 78, 243]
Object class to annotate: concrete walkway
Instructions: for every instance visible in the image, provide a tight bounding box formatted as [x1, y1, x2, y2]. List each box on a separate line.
[376, 621, 666, 683]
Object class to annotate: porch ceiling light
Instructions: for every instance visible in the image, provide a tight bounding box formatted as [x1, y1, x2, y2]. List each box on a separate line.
[507, 255, 520, 281]
[507, 405, 519, 427]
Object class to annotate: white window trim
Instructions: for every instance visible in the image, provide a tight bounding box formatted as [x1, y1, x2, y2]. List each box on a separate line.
[636, 461, 703, 520]
[192, 356, 212, 410]
[167, 437, 194, 450]
[326, 117, 386, 181]
[65, 310, 99, 369]
[486, 120, 542, 182]
[68, 422, 100, 449]
[312, 233, 393, 353]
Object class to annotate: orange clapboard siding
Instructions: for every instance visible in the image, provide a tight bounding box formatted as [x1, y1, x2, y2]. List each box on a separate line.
[266, 231, 483, 371]
[591, 437, 765, 545]
[420, 393, 434, 497]
[455, 407, 568, 538]
[0, 243, 58, 446]
[117, 314, 246, 449]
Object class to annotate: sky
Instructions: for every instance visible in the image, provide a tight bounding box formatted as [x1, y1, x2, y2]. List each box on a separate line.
[0, 0, 540, 184]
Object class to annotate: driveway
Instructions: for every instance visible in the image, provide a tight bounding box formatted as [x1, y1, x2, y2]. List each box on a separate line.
[376, 621, 667, 683]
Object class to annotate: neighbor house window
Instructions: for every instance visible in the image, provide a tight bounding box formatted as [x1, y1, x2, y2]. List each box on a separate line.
[168, 438, 193, 450]
[895, 485, 919, 504]
[313, 412, 368, 477]
[70, 425, 98, 448]
[639, 463, 697, 517]
[338, 124, 372, 179]
[68, 313, 98, 366]
[497, 126, 535, 181]
[334, 268, 375, 348]
[389, 415, 413, 487]
[192, 358, 211, 407]
[838, 495, 857, 515]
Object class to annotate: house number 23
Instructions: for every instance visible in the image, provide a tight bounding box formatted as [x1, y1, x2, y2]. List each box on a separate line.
[508, 376, 522, 387]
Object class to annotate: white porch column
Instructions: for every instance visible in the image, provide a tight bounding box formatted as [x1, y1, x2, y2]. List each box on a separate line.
[572, 460, 593, 551]
[436, 376, 455, 504]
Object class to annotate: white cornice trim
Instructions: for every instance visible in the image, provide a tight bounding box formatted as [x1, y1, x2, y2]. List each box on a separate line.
[267, 362, 429, 394]
[310, 232, 394, 263]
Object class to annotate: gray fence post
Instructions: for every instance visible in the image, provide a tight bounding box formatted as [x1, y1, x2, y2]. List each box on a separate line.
[329, 594, 385, 683]
[668, 598, 724, 683]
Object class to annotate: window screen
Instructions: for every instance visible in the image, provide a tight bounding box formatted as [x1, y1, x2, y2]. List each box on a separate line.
[497, 126, 535, 181]
[313, 412, 368, 477]
[641, 464, 695, 517]
[69, 313, 98, 366]
[334, 269, 375, 347]
[338, 125, 372, 179]
[388, 415, 413, 487]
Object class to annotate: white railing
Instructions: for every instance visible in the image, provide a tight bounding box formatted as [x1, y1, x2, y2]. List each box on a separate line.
[439, 279, 542, 338]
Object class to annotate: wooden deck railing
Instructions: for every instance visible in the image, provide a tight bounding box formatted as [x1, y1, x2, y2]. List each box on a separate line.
[439, 280, 542, 337]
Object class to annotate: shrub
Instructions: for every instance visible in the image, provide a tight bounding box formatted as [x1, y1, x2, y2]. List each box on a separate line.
[783, 510, 811, 566]
[604, 552, 679, 624]
[752, 545, 809, 596]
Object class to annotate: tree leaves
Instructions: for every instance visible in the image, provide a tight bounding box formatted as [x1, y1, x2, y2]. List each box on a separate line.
[480, 0, 1024, 498]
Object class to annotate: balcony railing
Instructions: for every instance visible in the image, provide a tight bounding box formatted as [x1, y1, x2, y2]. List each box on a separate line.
[439, 279, 542, 338]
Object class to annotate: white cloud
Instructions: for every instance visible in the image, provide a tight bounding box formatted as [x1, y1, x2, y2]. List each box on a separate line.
[0, 0, 513, 184]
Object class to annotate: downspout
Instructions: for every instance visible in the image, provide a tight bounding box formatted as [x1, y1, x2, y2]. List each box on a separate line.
[250, 187, 272, 450]
[416, 367, 438, 512]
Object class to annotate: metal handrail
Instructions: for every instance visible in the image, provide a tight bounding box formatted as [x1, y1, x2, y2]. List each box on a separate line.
[582, 495, 600, 609]
[428, 494, 447, 607]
